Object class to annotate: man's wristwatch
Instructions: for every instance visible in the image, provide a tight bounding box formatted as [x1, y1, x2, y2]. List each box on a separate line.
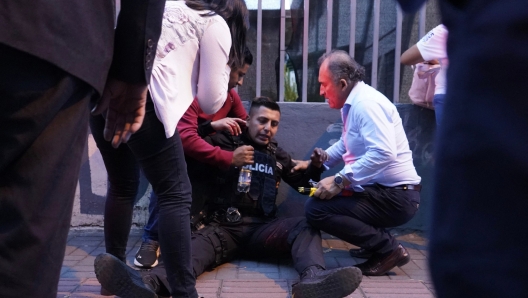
[334, 173, 346, 189]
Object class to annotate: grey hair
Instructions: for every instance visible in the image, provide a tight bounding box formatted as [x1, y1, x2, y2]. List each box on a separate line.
[318, 50, 365, 84]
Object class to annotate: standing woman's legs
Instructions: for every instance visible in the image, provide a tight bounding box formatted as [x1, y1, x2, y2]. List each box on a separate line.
[90, 114, 140, 262]
[124, 97, 196, 297]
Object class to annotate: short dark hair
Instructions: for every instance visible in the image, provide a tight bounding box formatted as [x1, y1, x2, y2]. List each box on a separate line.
[244, 47, 253, 66]
[249, 97, 280, 115]
[186, 0, 249, 69]
[318, 50, 365, 84]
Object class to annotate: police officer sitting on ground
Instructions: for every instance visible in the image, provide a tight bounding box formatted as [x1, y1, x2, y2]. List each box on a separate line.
[94, 97, 363, 298]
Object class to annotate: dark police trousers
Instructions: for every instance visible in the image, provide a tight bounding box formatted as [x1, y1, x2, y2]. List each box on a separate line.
[145, 216, 325, 296]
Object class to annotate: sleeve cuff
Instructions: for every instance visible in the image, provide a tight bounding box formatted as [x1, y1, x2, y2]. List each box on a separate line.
[197, 120, 215, 137]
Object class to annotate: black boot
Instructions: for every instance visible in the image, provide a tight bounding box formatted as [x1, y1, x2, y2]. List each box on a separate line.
[94, 253, 158, 298]
[142, 274, 171, 298]
[292, 265, 362, 298]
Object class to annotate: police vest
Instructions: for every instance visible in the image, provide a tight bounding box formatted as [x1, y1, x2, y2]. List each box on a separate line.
[210, 135, 280, 217]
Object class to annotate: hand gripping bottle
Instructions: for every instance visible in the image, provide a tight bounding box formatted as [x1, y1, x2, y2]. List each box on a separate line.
[237, 166, 252, 193]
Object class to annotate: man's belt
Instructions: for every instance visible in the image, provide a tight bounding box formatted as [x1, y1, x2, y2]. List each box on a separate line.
[339, 184, 422, 196]
[391, 184, 422, 192]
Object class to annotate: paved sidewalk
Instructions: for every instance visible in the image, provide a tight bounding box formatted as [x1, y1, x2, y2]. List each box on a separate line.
[58, 228, 435, 298]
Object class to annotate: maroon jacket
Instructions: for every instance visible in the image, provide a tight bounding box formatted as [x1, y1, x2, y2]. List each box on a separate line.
[177, 89, 247, 169]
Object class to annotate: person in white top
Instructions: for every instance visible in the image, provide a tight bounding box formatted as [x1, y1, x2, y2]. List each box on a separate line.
[295, 50, 421, 277]
[401, 24, 449, 125]
[90, 1, 249, 297]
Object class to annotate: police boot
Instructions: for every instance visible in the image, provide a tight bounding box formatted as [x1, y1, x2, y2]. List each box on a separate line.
[94, 253, 158, 298]
[292, 265, 362, 298]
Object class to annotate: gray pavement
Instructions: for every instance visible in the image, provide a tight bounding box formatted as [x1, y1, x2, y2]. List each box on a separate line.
[58, 228, 435, 298]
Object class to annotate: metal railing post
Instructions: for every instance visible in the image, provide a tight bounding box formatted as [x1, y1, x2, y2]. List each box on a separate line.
[326, 0, 333, 53]
[302, 0, 310, 102]
[371, 0, 380, 89]
[279, 0, 286, 102]
[349, 0, 356, 58]
[393, 4, 403, 102]
[256, 0, 263, 97]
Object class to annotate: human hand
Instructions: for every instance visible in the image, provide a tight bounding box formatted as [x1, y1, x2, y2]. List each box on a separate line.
[291, 159, 310, 172]
[211, 117, 246, 135]
[231, 145, 254, 167]
[310, 147, 328, 168]
[424, 59, 439, 65]
[313, 176, 341, 200]
[91, 78, 147, 148]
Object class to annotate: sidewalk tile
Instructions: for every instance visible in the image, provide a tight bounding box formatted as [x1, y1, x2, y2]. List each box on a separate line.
[59, 228, 435, 297]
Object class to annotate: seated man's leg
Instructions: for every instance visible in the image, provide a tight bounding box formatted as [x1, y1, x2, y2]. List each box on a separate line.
[135, 177, 213, 269]
[246, 217, 362, 298]
[140, 226, 226, 298]
[246, 217, 324, 273]
[95, 222, 241, 296]
[305, 186, 419, 275]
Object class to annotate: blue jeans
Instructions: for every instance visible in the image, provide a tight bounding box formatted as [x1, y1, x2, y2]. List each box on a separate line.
[143, 191, 160, 242]
[90, 97, 197, 298]
[433, 93, 445, 126]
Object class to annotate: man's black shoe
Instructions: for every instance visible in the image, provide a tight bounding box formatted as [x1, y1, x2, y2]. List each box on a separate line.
[292, 265, 362, 298]
[349, 247, 373, 259]
[354, 244, 410, 276]
[94, 253, 158, 298]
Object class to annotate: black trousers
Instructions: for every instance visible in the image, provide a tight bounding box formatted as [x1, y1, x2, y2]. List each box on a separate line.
[90, 98, 197, 298]
[145, 216, 324, 296]
[0, 44, 93, 297]
[305, 185, 420, 255]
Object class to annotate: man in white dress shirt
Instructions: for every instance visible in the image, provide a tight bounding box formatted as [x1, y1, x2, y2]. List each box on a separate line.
[301, 50, 422, 276]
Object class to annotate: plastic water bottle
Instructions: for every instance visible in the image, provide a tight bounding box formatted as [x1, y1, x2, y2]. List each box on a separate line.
[237, 166, 251, 193]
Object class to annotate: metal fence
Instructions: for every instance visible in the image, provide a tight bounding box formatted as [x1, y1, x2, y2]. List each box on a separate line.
[115, 0, 434, 103]
[252, 0, 429, 103]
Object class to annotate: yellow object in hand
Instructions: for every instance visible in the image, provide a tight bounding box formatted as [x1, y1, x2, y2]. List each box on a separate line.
[298, 187, 317, 197]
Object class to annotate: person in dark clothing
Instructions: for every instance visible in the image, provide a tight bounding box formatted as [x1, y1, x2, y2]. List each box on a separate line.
[0, 1, 165, 297]
[95, 97, 363, 298]
[397, 0, 528, 297]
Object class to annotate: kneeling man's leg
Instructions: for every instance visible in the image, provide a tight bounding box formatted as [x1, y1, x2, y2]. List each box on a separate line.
[305, 187, 419, 275]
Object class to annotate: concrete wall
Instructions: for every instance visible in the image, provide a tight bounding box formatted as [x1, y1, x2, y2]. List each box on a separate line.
[72, 102, 435, 231]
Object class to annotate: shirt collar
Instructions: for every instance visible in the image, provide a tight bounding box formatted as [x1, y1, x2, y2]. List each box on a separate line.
[344, 81, 366, 106]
